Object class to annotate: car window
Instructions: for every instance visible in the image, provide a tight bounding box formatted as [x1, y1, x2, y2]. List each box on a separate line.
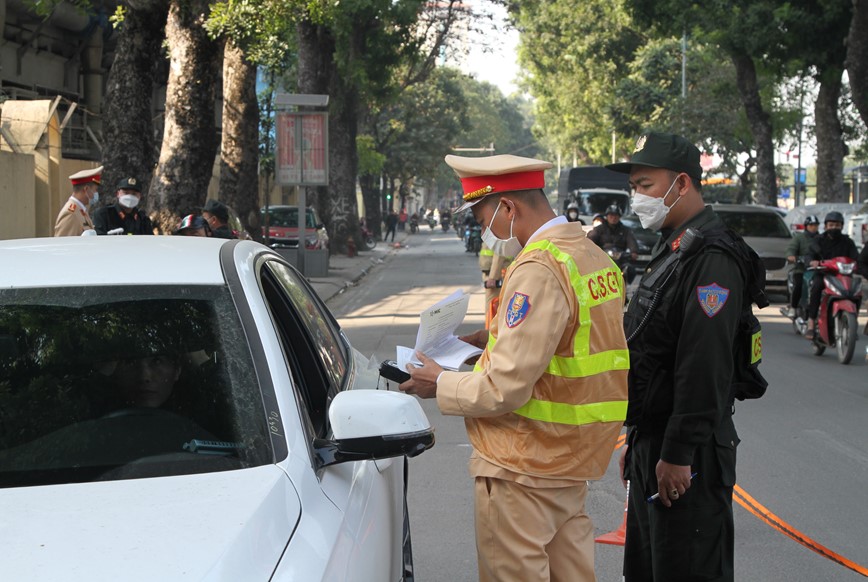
[718, 211, 791, 238]
[263, 208, 317, 229]
[580, 192, 629, 215]
[260, 261, 348, 437]
[0, 286, 272, 488]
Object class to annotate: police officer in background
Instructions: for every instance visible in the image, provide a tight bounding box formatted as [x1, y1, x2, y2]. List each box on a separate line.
[93, 177, 154, 235]
[588, 204, 639, 261]
[804, 211, 858, 339]
[54, 166, 102, 236]
[607, 133, 751, 582]
[400, 154, 628, 581]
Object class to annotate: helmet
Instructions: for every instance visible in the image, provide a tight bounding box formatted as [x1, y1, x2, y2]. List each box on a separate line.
[605, 204, 622, 216]
[824, 211, 844, 224]
[592, 213, 604, 223]
[803, 215, 820, 226]
[567, 202, 579, 211]
[175, 214, 210, 235]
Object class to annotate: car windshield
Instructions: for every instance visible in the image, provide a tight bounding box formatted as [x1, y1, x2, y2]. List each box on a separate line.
[579, 192, 628, 215]
[718, 211, 791, 238]
[0, 285, 272, 488]
[264, 208, 317, 229]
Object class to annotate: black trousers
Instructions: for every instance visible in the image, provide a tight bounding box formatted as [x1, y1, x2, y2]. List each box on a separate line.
[807, 274, 824, 318]
[623, 418, 738, 582]
[791, 271, 805, 308]
[384, 224, 397, 241]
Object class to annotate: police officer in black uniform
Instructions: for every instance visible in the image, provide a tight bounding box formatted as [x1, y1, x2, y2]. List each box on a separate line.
[804, 211, 859, 338]
[93, 177, 153, 235]
[607, 133, 753, 582]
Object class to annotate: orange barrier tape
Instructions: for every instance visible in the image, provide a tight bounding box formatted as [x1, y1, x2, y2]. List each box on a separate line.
[733, 484, 868, 578]
[612, 435, 867, 576]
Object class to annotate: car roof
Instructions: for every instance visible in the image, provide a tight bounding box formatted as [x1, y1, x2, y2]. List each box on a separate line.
[0, 237, 243, 288]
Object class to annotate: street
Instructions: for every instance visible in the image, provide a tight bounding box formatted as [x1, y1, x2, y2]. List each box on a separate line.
[328, 228, 868, 581]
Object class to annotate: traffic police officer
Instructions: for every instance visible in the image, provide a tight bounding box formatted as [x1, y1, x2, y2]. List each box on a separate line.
[607, 133, 747, 582]
[400, 154, 628, 582]
[93, 177, 154, 235]
[54, 166, 102, 236]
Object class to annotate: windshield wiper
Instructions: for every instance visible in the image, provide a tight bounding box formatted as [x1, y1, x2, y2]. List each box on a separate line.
[182, 439, 241, 455]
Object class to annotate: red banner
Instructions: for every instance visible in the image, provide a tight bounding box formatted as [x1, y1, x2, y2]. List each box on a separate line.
[277, 113, 328, 186]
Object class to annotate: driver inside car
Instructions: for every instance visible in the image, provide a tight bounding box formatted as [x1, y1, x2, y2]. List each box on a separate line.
[110, 353, 182, 409]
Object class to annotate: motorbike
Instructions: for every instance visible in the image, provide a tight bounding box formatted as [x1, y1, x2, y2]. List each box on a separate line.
[780, 259, 810, 335]
[805, 256, 862, 364]
[409, 216, 419, 234]
[426, 214, 437, 230]
[604, 247, 636, 285]
[466, 224, 482, 255]
[359, 220, 376, 251]
[441, 213, 451, 232]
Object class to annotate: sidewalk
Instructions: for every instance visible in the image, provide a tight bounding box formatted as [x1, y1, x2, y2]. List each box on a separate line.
[307, 232, 410, 304]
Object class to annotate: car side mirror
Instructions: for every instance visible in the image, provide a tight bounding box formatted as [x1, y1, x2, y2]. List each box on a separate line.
[314, 390, 434, 469]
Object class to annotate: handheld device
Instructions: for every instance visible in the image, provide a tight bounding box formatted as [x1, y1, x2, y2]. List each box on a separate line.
[379, 360, 411, 384]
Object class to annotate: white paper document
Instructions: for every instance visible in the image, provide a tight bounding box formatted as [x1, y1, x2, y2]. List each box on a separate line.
[396, 289, 483, 371]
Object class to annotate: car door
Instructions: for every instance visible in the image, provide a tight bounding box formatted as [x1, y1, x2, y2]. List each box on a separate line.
[258, 259, 404, 582]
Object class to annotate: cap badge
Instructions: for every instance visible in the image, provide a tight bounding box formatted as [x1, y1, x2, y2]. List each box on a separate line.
[633, 135, 647, 153]
[463, 184, 494, 202]
[128, 178, 136, 185]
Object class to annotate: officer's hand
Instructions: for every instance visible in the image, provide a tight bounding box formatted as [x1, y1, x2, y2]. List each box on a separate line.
[459, 329, 489, 349]
[787, 255, 796, 264]
[619, 446, 628, 489]
[654, 460, 692, 508]
[399, 352, 442, 399]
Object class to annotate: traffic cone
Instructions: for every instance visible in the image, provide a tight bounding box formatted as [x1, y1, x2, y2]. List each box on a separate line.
[596, 481, 629, 546]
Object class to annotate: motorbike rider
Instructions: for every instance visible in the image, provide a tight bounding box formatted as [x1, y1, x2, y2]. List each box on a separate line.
[804, 211, 859, 339]
[565, 202, 582, 223]
[588, 204, 639, 262]
[784, 214, 820, 317]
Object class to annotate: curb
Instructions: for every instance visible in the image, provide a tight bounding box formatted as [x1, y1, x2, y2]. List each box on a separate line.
[311, 236, 409, 304]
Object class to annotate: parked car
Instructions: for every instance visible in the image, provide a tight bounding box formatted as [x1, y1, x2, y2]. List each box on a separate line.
[713, 204, 792, 294]
[0, 236, 432, 581]
[843, 201, 868, 248]
[262, 205, 321, 248]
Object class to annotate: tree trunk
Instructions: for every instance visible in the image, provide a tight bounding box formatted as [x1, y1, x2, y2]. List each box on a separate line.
[219, 40, 260, 240]
[360, 173, 383, 238]
[296, 18, 360, 254]
[846, 0, 868, 128]
[731, 52, 777, 206]
[102, 2, 167, 208]
[814, 71, 848, 202]
[149, 0, 220, 233]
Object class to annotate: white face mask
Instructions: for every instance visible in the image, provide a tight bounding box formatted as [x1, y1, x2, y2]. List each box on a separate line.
[118, 194, 140, 209]
[630, 175, 681, 231]
[89, 189, 100, 207]
[481, 201, 523, 258]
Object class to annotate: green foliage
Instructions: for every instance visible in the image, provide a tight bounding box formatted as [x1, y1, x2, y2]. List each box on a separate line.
[357, 134, 386, 176]
[513, 0, 642, 161]
[206, 0, 308, 68]
[371, 67, 470, 182]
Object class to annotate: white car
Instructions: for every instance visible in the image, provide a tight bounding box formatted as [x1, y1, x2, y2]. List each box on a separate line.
[0, 237, 432, 581]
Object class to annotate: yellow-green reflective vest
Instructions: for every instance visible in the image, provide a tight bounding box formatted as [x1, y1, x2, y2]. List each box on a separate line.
[477, 239, 629, 426]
